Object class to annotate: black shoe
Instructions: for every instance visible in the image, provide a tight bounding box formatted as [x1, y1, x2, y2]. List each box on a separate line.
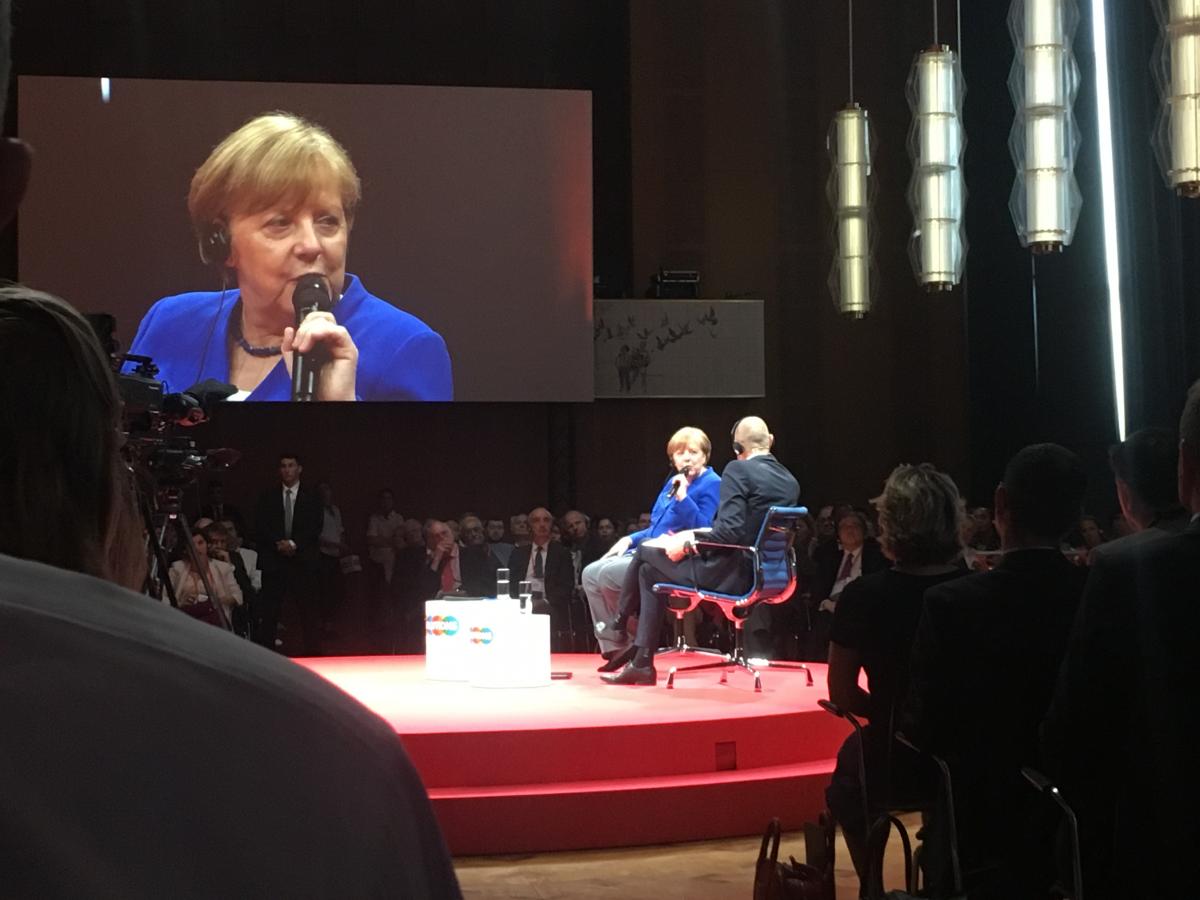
[601, 662, 657, 686]
[597, 645, 636, 673]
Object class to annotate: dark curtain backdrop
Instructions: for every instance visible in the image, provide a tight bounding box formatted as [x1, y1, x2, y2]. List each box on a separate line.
[6, 0, 1194, 544]
[1104, 0, 1200, 432]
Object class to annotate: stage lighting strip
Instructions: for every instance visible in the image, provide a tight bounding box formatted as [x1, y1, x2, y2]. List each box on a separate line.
[1091, 0, 1127, 441]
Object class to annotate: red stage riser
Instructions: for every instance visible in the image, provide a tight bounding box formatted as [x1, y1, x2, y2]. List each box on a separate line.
[298, 655, 851, 855]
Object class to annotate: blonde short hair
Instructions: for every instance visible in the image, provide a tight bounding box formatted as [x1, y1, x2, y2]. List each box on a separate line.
[872, 463, 965, 566]
[666, 426, 711, 462]
[188, 112, 362, 237]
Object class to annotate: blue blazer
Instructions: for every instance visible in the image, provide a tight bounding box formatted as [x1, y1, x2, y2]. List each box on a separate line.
[125, 274, 453, 401]
[628, 466, 722, 549]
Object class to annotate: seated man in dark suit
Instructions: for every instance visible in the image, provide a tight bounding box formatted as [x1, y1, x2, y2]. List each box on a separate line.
[903, 443, 1088, 898]
[806, 508, 889, 659]
[599, 416, 800, 685]
[1044, 382, 1200, 900]
[506, 507, 574, 641]
[457, 514, 501, 596]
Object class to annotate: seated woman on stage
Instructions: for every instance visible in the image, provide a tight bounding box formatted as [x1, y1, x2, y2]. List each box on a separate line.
[168, 530, 243, 628]
[127, 112, 452, 401]
[823, 463, 967, 886]
[583, 426, 720, 669]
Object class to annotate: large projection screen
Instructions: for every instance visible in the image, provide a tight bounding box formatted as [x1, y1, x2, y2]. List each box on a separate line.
[18, 76, 594, 402]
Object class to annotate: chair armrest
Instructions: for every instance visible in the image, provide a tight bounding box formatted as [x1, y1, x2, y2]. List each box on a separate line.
[690, 539, 756, 553]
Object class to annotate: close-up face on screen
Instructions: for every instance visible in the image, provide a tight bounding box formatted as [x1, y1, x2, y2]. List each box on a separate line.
[17, 76, 594, 402]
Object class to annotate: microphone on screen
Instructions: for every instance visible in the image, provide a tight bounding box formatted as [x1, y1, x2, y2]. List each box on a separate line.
[290, 273, 334, 403]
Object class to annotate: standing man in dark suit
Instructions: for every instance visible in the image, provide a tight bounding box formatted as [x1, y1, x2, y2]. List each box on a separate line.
[254, 453, 324, 655]
[507, 507, 574, 641]
[903, 443, 1089, 897]
[1044, 383, 1200, 900]
[600, 416, 800, 685]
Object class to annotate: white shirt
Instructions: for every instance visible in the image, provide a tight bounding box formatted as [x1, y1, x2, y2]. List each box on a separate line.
[281, 482, 300, 545]
[366, 510, 404, 580]
[320, 505, 345, 557]
[830, 548, 863, 600]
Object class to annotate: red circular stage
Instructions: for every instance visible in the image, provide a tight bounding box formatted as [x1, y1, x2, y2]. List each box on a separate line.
[297, 654, 850, 855]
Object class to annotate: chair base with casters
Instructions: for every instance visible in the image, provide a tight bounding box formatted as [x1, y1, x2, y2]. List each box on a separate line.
[655, 593, 729, 663]
[650, 505, 813, 692]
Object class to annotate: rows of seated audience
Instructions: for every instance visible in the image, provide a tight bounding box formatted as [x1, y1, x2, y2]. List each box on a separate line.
[164, 410, 1196, 899]
[174, 445, 1153, 665]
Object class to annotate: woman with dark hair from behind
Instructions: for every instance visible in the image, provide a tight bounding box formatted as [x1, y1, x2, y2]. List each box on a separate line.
[0, 285, 144, 589]
[823, 463, 968, 892]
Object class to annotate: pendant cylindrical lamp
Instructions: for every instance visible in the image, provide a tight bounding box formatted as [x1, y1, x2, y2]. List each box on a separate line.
[1007, 0, 1082, 253]
[907, 46, 966, 290]
[828, 104, 874, 318]
[1153, 0, 1200, 197]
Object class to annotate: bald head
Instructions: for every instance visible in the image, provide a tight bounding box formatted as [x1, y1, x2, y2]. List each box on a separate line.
[734, 416, 773, 455]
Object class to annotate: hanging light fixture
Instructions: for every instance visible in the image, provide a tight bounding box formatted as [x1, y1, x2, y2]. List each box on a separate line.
[1007, 0, 1083, 253]
[1153, 0, 1200, 197]
[827, 0, 875, 318]
[907, 0, 966, 291]
[907, 47, 966, 290]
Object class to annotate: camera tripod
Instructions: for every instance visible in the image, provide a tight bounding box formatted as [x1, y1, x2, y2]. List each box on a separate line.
[139, 483, 233, 632]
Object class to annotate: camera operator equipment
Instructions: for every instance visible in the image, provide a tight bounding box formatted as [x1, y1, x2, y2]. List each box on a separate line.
[115, 354, 241, 631]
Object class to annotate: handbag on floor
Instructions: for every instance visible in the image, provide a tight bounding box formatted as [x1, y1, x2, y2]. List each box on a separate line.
[752, 815, 835, 900]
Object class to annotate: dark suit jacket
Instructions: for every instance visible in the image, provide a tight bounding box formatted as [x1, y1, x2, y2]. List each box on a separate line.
[903, 549, 1087, 886]
[813, 539, 889, 605]
[506, 541, 574, 610]
[690, 453, 800, 595]
[1043, 518, 1200, 900]
[253, 484, 324, 574]
[459, 544, 501, 597]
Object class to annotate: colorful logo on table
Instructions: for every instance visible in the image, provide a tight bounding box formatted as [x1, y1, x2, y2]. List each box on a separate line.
[469, 626, 495, 645]
[425, 615, 460, 637]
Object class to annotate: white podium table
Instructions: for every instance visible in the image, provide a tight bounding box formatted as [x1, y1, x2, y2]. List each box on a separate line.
[424, 598, 551, 688]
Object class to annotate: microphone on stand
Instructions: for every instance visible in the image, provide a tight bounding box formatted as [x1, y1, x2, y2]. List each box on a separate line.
[290, 274, 333, 402]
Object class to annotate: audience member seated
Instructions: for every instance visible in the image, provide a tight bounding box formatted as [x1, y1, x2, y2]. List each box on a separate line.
[510, 512, 531, 548]
[203, 521, 254, 635]
[1094, 426, 1191, 560]
[583, 427, 721, 666]
[507, 507, 574, 643]
[459, 514, 501, 595]
[198, 479, 246, 538]
[807, 509, 888, 659]
[221, 517, 261, 591]
[966, 506, 1000, 551]
[485, 517, 514, 566]
[743, 509, 817, 660]
[1043, 382, 1200, 900]
[1073, 514, 1106, 553]
[0, 283, 460, 896]
[561, 509, 606, 587]
[599, 417, 800, 685]
[903, 443, 1088, 898]
[823, 464, 967, 886]
[169, 528, 243, 629]
[595, 516, 619, 552]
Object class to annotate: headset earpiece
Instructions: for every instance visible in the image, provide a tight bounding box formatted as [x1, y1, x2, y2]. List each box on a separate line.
[199, 221, 231, 267]
[730, 418, 745, 456]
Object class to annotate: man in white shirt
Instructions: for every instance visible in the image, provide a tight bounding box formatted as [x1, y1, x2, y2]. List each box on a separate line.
[365, 488, 404, 635]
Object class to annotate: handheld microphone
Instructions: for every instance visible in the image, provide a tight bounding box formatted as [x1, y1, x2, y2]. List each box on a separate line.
[667, 464, 693, 500]
[290, 274, 333, 402]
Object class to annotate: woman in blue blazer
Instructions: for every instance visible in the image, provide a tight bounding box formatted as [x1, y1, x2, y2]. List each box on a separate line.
[582, 426, 721, 665]
[127, 112, 452, 402]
